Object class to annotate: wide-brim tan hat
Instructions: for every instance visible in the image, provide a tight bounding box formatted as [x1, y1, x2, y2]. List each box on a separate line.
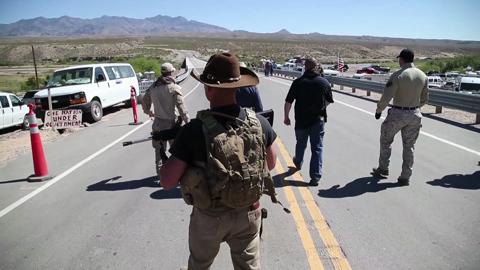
[191, 53, 259, 89]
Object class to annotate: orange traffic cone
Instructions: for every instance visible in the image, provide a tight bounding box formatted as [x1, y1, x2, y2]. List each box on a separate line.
[129, 86, 143, 125]
[27, 104, 51, 182]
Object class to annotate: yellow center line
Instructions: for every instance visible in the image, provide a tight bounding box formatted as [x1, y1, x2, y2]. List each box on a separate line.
[273, 159, 325, 270]
[276, 138, 353, 270]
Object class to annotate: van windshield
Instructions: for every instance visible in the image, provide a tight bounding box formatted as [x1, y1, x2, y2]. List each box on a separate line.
[49, 67, 93, 87]
[460, 83, 480, 91]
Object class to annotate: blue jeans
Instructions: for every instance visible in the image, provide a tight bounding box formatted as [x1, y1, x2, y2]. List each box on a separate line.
[294, 120, 325, 181]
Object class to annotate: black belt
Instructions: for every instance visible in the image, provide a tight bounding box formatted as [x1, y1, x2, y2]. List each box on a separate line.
[392, 106, 418, 110]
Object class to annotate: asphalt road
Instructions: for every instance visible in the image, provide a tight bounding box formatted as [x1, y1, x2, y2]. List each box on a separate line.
[0, 59, 479, 270]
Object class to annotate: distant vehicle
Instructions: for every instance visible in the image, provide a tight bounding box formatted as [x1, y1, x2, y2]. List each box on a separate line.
[427, 76, 445, 88]
[34, 63, 139, 122]
[22, 90, 39, 106]
[323, 69, 340, 76]
[332, 63, 349, 72]
[282, 62, 303, 72]
[0, 91, 29, 130]
[370, 65, 390, 73]
[356, 67, 381, 74]
[454, 76, 480, 93]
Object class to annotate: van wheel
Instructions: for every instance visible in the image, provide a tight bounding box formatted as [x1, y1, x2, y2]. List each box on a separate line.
[88, 100, 103, 122]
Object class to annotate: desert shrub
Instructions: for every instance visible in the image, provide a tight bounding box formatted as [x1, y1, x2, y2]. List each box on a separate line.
[128, 57, 161, 74]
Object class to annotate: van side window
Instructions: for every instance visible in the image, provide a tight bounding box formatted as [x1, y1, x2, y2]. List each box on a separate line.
[105, 67, 119, 80]
[95, 67, 106, 82]
[118, 66, 135, 78]
[105, 66, 135, 80]
[0, 96, 10, 108]
[10, 95, 21, 106]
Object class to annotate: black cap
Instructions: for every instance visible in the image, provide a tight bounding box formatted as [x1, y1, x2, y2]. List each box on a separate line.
[396, 49, 414, 62]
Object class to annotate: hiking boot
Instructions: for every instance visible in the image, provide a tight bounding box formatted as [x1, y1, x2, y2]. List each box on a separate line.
[371, 167, 389, 178]
[397, 177, 410, 186]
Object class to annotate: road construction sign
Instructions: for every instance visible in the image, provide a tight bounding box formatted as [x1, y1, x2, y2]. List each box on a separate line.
[44, 109, 82, 129]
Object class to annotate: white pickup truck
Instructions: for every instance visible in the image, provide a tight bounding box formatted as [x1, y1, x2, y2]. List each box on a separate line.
[0, 92, 29, 130]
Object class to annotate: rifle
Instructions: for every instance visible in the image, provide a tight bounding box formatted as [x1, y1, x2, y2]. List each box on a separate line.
[122, 109, 274, 147]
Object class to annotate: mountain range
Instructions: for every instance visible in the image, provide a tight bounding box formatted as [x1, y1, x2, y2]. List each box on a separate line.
[1, 15, 480, 47]
[0, 15, 230, 37]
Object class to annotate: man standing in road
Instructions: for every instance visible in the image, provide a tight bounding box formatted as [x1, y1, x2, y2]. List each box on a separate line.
[142, 62, 189, 179]
[160, 53, 278, 270]
[372, 49, 428, 186]
[284, 58, 334, 186]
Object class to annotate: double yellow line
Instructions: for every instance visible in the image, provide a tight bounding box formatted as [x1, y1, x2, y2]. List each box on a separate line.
[274, 138, 352, 270]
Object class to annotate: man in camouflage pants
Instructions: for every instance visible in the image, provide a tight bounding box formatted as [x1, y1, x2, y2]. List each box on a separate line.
[142, 63, 189, 178]
[372, 49, 428, 186]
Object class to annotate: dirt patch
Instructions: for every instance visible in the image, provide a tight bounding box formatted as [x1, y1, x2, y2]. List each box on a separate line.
[0, 128, 64, 168]
[0, 104, 131, 168]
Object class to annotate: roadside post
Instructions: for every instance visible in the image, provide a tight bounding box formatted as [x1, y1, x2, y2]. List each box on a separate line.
[129, 86, 143, 125]
[26, 104, 52, 182]
[47, 87, 54, 130]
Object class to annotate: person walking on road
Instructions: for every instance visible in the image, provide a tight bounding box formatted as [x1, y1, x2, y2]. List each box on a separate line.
[236, 62, 264, 112]
[372, 49, 429, 186]
[160, 53, 278, 270]
[284, 57, 334, 186]
[142, 62, 189, 179]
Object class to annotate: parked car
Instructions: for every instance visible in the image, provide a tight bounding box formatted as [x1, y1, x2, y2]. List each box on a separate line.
[22, 90, 39, 106]
[370, 65, 390, 73]
[427, 76, 446, 89]
[34, 63, 139, 122]
[454, 76, 480, 93]
[356, 67, 381, 74]
[0, 92, 29, 130]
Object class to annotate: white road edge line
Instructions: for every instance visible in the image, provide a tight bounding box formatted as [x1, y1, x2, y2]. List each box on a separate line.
[184, 82, 201, 97]
[0, 120, 150, 219]
[264, 76, 480, 157]
[0, 81, 203, 219]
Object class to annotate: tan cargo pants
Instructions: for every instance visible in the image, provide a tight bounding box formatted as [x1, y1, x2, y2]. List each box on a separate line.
[378, 108, 422, 179]
[152, 118, 175, 177]
[188, 206, 262, 270]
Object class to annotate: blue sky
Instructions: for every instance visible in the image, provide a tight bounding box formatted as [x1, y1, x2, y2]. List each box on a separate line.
[0, 0, 479, 40]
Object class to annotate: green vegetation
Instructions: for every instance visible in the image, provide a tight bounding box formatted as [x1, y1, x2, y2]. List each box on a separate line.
[127, 56, 163, 74]
[416, 55, 480, 73]
[381, 55, 480, 73]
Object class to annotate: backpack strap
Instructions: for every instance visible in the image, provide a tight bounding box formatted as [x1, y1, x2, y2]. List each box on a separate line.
[245, 109, 290, 214]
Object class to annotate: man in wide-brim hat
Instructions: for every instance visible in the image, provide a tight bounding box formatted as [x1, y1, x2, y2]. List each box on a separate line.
[160, 53, 277, 269]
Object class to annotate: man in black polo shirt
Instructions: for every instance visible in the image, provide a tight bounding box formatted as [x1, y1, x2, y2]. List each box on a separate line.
[160, 53, 277, 270]
[284, 57, 334, 186]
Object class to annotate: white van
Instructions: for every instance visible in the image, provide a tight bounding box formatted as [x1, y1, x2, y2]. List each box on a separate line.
[427, 76, 445, 88]
[0, 92, 29, 130]
[454, 76, 480, 94]
[34, 63, 139, 122]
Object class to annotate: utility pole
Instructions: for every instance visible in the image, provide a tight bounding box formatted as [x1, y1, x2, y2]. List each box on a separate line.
[31, 45, 39, 89]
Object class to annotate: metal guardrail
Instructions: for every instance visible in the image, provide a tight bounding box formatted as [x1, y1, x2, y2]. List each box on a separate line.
[265, 69, 480, 123]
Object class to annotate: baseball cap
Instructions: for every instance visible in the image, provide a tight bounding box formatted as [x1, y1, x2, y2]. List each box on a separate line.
[161, 62, 176, 73]
[396, 49, 414, 62]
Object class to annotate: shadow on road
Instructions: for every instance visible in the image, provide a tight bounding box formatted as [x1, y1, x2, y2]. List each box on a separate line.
[427, 171, 480, 190]
[0, 178, 28, 185]
[86, 176, 158, 191]
[317, 176, 401, 198]
[272, 168, 310, 187]
[150, 187, 182, 200]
